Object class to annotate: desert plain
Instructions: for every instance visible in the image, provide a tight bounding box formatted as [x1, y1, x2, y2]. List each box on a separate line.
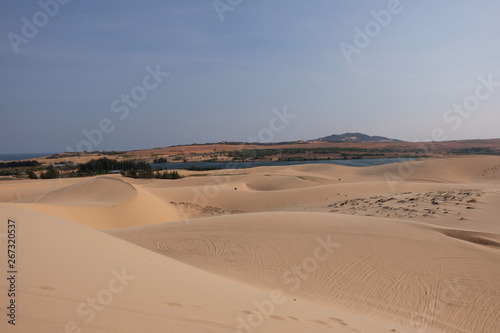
[0, 155, 499, 333]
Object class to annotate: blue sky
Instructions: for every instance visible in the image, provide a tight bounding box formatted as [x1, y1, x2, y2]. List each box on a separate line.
[1, 0, 499, 153]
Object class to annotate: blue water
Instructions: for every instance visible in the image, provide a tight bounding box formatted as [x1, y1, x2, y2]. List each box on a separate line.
[0, 153, 57, 161]
[152, 158, 418, 170]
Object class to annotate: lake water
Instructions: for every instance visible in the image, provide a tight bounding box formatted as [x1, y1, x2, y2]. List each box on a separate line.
[152, 158, 418, 170]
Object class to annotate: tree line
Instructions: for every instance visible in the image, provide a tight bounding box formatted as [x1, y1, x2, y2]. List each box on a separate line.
[0, 160, 41, 169]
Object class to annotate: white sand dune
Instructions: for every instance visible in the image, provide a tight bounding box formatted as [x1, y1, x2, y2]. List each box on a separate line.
[2, 177, 181, 229]
[0, 155, 499, 332]
[29, 176, 138, 205]
[108, 212, 500, 333]
[0, 207, 405, 333]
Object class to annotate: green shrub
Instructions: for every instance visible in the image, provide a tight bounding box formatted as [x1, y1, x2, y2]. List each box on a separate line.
[40, 165, 60, 179]
[27, 170, 38, 179]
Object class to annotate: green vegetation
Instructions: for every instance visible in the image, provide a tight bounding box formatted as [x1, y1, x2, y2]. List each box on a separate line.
[0, 157, 185, 180]
[71, 157, 183, 179]
[225, 146, 429, 161]
[227, 147, 385, 160]
[156, 170, 182, 179]
[75, 157, 151, 177]
[99, 151, 126, 156]
[153, 157, 168, 163]
[0, 160, 41, 168]
[450, 147, 499, 155]
[40, 165, 60, 179]
[121, 170, 182, 179]
[0, 170, 22, 177]
[27, 170, 38, 179]
[46, 153, 81, 159]
[46, 151, 125, 159]
[0, 160, 43, 179]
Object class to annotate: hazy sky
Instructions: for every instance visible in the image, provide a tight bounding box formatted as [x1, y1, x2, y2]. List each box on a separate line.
[1, 0, 499, 154]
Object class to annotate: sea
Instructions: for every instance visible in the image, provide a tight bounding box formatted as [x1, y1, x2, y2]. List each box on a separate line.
[0, 153, 57, 161]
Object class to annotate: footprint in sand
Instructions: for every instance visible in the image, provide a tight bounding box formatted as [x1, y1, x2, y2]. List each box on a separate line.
[309, 319, 330, 327]
[160, 302, 183, 307]
[267, 315, 286, 320]
[34, 286, 56, 291]
[238, 310, 253, 315]
[328, 317, 349, 326]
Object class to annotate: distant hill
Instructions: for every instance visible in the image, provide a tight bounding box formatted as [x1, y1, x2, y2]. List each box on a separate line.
[317, 132, 403, 143]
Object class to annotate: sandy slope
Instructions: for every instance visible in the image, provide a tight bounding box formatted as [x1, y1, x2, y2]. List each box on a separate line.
[0, 207, 406, 333]
[1, 177, 181, 229]
[109, 212, 500, 333]
[0, 155, 499, 332]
